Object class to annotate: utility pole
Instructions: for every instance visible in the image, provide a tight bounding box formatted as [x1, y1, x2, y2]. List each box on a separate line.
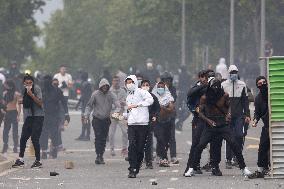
[260, 0, 266, 76]
[181, 0, 186, 66]
[230, 0, 235, 65]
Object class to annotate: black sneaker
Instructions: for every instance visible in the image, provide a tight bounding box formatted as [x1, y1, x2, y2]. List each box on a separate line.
[128, 169, 137, 178]
[212, 167, 223, 176]
[12, 159, 24, 168]
[95, 155, 105, 164]
[145, 162, 153, 169]
[202, 162, 212, 172]
[194, 167, 203, 174]
[248, 171, 265, 179]
[31, 160, 42, 168]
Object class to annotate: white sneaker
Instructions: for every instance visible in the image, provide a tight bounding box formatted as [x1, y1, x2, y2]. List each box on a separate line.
[242, 167, 252, 176]
[184, 168, 194, 177]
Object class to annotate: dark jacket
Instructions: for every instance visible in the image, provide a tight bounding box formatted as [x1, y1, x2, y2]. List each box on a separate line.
[254, 92, 269, 128]
[149, 93, 160, 121]
[43, 86, 68, 116]
[187, 81, 207, 116]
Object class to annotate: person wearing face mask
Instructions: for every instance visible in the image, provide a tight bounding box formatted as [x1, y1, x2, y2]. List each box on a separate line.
[141, 80, 160, 169]
[184, 78, 252, 177]
[84, 78, 120, 165]
[249, 76, 270, 179]
[12, 75, 44, 168]
[221, 65, 251, 169]
[152, 82, 175, 167]
[2, 80, 22, 154]
[124, 75, 154, 178]
[160, 72, 179, 164]
[39, 75, 70, 159]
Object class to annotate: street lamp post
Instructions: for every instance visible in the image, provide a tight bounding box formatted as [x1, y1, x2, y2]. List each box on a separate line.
[181, 0, 186, 66]
[230, 0, 235, 65]
[260, 0, 266, 76]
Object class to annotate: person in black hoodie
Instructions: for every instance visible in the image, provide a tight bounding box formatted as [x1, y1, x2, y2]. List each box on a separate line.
[12, 74, 44, 168]
[249, 76, 270, 179]
[75, 72, 93, 141]
[40, 75, 70, 159]
[141, 80, 160, 169]
[160, 72, 179, 164]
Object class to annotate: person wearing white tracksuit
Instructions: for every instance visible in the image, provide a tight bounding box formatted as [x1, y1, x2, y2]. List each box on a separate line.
[124, 75, 154, 178]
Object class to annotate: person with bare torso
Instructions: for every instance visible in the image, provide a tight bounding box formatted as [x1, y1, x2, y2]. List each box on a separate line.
[184, 78, 252, 177]
[2, 79, 22, 154]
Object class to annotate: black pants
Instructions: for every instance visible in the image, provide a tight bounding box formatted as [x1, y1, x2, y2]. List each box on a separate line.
[169, 118, 177, 158]
[40, 115, 60, 151]
[192, 125, 246, 170]
[144, 125, 153, 163]
[226, 117, 244, 161]
[257, 126, 270, 169]
[92, 117, 111, 156]
[3, 110, 18, 149]
[128, 125, 148, 171]
[185, 117, 205, 172]
[19, 116, 44, 161]
[155, 121, 172, 160]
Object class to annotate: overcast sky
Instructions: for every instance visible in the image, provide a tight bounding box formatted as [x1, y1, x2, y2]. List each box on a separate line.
[34, 0, 63, 29]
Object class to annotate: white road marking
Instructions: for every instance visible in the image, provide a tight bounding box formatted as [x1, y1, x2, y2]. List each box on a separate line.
[34, 177, 51, 180]
[158, 170, 167, 173]
[170, 177, 178, 181]
[246, 145, 259, 149]
[149, 178, 157, 182]
[245, 136, 260, 141]
[65, 148, 122, 152]
[9, 177, 31, 181]
[172, 170, 179, 173]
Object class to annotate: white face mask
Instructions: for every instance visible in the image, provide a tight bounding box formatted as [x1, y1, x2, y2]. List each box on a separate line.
[142, 86, 150, 91]
[25, 85, 32, 90]
[126, 83, 135, 91]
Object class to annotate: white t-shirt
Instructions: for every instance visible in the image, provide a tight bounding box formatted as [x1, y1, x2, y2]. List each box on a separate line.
[54, 73, 73, 97]
[0, 73, 5, 83]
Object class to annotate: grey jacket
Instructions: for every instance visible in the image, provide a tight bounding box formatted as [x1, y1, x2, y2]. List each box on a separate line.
[85, 79, 120, 119]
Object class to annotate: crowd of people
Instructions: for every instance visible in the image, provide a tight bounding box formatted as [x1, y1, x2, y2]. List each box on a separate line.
[0, 58, 270, 180]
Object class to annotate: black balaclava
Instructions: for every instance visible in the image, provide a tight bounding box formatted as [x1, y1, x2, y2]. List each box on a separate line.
[206, 78, 225, 106]
[43, 75, 53, 91]
[256, 76, 268, 100]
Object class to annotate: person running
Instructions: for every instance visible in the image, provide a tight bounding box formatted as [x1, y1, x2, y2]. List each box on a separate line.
[152, 81, 175, 167]
[84, 78, 120, 165]
[184, 78, 252, 177]
[40, 75, 70, 159]
[124, 75, 153, 178]
[109, 76, 128, 157]
[12, 75, 44, 168]
[141, 79, 160, 169]
[2, 79, 22, 153]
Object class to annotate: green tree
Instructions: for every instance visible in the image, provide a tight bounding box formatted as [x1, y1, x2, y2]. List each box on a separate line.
[0, 0, 45, 66]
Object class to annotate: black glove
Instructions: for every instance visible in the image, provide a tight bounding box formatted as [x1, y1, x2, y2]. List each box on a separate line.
[61, 81, 68, 89]
[65, 114, 70, 123]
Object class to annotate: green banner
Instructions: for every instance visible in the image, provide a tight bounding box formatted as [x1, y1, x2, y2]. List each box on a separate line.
[269, 57, 284, 121]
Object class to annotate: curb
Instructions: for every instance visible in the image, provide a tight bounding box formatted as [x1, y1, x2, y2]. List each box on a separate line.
[0, 155, 15, 173]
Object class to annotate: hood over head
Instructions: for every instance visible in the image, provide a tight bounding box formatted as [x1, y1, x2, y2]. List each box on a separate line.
[99, 78, 110, 89]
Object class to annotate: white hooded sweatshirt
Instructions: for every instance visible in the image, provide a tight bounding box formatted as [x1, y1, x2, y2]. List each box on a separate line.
[152, 84, 174, 107]
[125, 75, 154, 125]
[216, 58, 228, 80]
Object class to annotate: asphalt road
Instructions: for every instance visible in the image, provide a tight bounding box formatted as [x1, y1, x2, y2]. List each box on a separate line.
[0, 110, 283, 189]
